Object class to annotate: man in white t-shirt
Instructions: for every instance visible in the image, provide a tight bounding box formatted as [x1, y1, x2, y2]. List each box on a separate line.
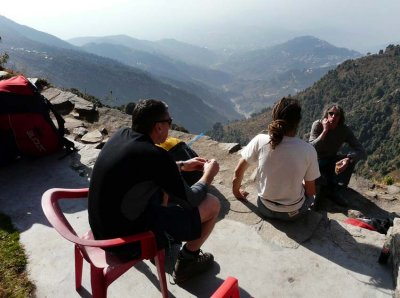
[232, 97, 320, 221]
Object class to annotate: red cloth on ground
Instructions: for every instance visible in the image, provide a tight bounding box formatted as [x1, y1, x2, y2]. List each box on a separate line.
[345, 218, 377, 231]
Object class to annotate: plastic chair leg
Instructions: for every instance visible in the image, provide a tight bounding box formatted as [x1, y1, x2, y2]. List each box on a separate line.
[74, 245, 83, 290]
[90, 266, 107, 298]
[155, 249, 168, 298]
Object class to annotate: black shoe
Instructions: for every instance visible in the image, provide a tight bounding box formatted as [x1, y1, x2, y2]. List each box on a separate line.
[172, 250, 214, 283]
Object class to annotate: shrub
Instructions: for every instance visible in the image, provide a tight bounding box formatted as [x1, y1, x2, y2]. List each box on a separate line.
[0, 53, 9, 69]
[382, 175, 394, 185]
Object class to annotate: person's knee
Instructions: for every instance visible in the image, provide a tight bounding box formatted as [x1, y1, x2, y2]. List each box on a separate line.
[209, 194, 221, 214]
[198, 193, 220, 221]
[205, 193, 220, 215]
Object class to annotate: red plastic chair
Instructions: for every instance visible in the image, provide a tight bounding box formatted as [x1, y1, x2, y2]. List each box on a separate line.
[41, 188, 168, 298]
[211, 276, 240, 298]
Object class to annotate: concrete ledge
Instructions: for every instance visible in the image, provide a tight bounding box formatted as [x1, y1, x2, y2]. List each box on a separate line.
[392, 218, 400, 297]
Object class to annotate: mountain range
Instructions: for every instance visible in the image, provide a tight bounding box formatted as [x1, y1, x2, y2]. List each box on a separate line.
[1, 15, 364, 132]
[71, 34, 362, 116]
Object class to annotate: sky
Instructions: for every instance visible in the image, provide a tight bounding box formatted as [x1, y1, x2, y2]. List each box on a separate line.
[2, 0, 400, 52]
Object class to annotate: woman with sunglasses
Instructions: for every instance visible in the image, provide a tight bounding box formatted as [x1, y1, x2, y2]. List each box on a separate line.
[232, 97, 320, 221]
[309, 103, 366, 207]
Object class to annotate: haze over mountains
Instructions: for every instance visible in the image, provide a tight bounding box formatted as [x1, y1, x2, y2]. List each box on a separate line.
[69, 35, 221, 68]
[1, 14, 363, 132]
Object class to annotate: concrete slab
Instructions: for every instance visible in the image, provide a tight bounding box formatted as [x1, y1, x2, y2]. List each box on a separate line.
[0, 154, 394, 297]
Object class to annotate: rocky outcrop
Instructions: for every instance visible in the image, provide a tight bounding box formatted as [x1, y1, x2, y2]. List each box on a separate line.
[42, 87, 131, 150]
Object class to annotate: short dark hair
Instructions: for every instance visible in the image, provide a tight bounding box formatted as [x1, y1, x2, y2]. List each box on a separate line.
[131, 99, 169, 134]
[322, 103, 345, 126]
[125, 102, 136, 115]
[268, 97, 302, 149]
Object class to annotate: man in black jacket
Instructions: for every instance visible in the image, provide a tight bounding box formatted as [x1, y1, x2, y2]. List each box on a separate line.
[89, 99, 220, 283]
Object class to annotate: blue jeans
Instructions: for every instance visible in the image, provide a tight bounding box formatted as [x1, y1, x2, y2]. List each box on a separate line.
[257, 196, 315, 221]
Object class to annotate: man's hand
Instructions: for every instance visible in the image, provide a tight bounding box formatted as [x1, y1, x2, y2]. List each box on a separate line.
[181, 157, 206, 171]
[197, 159, 219, 185]
[335, 158, 350, 174]
[203, 159, 219, 179]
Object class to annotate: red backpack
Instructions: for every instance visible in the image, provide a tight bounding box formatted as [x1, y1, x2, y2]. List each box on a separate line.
[0, 75, 74, 165]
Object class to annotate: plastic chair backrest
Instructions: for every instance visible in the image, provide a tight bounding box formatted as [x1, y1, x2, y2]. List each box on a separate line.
[41, 187, 168, 297]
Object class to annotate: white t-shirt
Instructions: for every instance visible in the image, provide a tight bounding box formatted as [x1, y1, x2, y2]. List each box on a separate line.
[241, 134, 320, 212]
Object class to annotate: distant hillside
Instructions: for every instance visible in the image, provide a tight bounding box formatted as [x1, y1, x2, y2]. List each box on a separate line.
[0, 15, 76, 50]
[79, 42, 232, 88]
[161, 78, 241, 121]
[216, 36, 362, 115]
[68, 35, 221, 67]
[0, 15, 228, 133]
[209, 45, 400, 181]
[218, 36, 361, 79]
[225, 66, 334, 115]
[207, 110, 272, 145]
[76, 42, 239, 120]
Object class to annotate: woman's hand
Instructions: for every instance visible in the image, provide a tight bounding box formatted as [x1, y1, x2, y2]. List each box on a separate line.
[232, 158, 250, 200]
[322, 118, 333, 132]
[232, 185, 249, 201]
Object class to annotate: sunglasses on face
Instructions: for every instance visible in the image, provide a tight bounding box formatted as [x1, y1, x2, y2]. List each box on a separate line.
[328, 111, 340, 117]
[155, 118, 173, 125]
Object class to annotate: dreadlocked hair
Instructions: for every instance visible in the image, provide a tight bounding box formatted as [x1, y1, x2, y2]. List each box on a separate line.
[268, 119, 286, 149]
[268, 97, 301, 149]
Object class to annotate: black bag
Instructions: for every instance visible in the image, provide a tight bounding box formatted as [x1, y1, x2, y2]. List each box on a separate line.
[159, 138, 203, 186]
